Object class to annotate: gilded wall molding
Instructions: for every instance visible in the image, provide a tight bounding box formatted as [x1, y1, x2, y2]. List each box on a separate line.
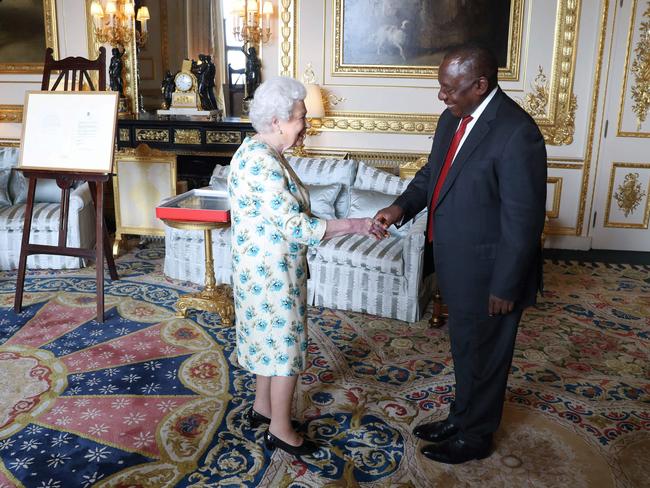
[604, 162, 650, 229]
[617, 0, 650, 137]
[0, 105, 23, 124]
[284, 0, 580, 145]
[280, 0, 296, 77]
[520, 65, 578, 145]
[310, 112, 437, 135]
[0, 0, 58, 73]
[578, 0, 610, 235]
[547, 177, 563, 219]
[630, 2, 650, 130]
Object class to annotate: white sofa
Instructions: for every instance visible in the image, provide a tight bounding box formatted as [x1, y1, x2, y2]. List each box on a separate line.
[164, 156, 433, 322]
[0, 147, 96, 270]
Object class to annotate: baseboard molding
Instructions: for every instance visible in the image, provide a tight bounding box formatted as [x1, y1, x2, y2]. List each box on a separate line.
[544, 234, 592, 250]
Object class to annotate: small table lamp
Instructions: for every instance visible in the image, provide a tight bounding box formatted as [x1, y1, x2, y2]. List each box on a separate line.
[304, 83, 325, 135]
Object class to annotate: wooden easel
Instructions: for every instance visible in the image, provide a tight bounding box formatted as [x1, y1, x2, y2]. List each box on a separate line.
[14, 170, 118, 322]
[13, 47, 118, 323]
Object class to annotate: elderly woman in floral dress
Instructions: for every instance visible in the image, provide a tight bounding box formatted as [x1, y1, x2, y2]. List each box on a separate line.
[227, 76, 384, 457]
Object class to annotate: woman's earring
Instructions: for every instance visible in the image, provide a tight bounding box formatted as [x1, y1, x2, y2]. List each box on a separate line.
[279, 129, 283, 135]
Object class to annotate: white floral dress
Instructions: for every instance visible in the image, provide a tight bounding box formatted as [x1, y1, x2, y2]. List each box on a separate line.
[227, 137, 327, 376]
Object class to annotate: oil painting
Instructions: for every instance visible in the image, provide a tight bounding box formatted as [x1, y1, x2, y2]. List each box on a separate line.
[0, 0, 58, 72]
[335, 0, 514, 77]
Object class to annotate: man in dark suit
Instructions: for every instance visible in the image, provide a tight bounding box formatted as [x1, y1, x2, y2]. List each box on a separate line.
[374, 45, 547, 464]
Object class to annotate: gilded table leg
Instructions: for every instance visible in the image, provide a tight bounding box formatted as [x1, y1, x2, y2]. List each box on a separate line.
[173, 227, 234, 325]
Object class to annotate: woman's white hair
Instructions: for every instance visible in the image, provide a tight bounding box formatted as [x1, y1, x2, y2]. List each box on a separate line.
[248, 76, 306, 134]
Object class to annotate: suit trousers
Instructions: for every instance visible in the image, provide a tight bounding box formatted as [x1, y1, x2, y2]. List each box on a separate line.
[446, 306, 523, 445]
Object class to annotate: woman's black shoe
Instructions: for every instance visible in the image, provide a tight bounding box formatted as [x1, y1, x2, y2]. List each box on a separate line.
[246, 408, 271, 428]
[263, 430, 318, 456]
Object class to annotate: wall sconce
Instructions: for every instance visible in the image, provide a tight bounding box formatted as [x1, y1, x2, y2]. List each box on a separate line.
[91, 0, 150, 49]
[230, 0, 274, 46]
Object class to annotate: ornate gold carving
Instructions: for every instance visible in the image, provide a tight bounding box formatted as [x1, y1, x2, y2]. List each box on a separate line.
[332, 0, 523, 80]
[0, 0, 58, 73]
[631, 2, 650, 131]
[311, 112, 437, 135]
[206, 131, 242, 145]
[520, 65, 578, 145]
[174, 129, 201, 145]
[117, 143, 176, 159]
[280, 0, 295, 77]
[119, 128, 130, 142]
[521, 66, 550, 117]
[399, 156, 428, 179]
[604, 162, 650, 229]
[614, 172, 646, 217]
[135, 128, 170, 143]
[0, 105, 22, 123]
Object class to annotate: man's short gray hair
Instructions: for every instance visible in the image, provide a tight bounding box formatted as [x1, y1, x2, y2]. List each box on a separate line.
[248, 76, 306, 134]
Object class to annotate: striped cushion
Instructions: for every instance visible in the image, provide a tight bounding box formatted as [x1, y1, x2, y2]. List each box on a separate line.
[312, 233, 404, 275]
[0, 203, 62, 231]
[353, 161, 412, 195]
[0, 170, 11, 206]
[287, 157, 358, 218]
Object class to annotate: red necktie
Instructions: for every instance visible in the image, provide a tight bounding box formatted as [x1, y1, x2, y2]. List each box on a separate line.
[427, 115, 473, 243]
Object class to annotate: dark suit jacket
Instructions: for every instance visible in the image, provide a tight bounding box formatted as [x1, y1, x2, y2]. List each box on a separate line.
[394, 88, 547, 314]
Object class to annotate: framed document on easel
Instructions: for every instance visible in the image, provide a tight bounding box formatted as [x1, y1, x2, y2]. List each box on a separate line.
[20, 91, 118, 172]
[15, 91, 119, 323]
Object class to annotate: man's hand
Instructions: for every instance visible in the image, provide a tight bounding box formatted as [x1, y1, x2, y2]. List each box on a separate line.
[374, 205, 405, 229]
[488, 294, 514, 316]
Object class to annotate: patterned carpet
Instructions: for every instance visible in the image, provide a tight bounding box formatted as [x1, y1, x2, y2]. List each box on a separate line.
[0, 246, 648, 487]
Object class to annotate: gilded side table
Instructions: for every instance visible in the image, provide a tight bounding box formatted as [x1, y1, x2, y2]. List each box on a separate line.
[162, 219, 234, 325]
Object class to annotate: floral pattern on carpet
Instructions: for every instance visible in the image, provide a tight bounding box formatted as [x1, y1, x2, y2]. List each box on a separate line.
[0, 248, 648, 487]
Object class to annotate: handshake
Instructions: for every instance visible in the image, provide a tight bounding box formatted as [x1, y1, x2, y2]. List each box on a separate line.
[349, 204, 406, 240]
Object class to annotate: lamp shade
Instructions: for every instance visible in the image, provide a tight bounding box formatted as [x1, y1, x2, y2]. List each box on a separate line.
[136, 6, 150, 21]
[105, 1, 117, 15]
[304, 84, 325, 119]
[90, 1, 104, 17]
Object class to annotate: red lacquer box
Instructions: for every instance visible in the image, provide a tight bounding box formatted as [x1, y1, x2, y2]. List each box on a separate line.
[156, 189, 231, 222]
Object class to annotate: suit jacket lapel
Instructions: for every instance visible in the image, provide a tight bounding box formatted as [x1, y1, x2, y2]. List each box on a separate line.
[433, 89, 504, 209]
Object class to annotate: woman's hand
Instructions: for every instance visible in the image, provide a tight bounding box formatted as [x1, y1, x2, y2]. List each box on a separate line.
[350, 218, 389, 240]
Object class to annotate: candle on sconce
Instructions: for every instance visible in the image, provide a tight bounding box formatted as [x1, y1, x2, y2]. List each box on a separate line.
[124, 2, 135, 18]
[262, 1, 272, 29]
[90, 1, 104, 29]
[105, 1, 117, 26]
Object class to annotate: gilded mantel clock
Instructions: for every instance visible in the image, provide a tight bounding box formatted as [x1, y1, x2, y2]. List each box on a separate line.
[170, 60, 199, 109]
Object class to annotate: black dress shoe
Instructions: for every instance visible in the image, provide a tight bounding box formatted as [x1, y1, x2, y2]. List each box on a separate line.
[413, 419, 459, 442]
[246, 408, 271, 428]
[421, 436, 492, 464]
[264, 430, 318, 457]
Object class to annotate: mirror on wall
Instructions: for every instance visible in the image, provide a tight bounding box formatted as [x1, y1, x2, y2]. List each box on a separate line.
[135, 0, 210, 112]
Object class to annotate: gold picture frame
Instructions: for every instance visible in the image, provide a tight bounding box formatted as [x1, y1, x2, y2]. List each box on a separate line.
[113, 144, 178, 254]
[333, 0, 523, 80]
[0, 0, 59, 73]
